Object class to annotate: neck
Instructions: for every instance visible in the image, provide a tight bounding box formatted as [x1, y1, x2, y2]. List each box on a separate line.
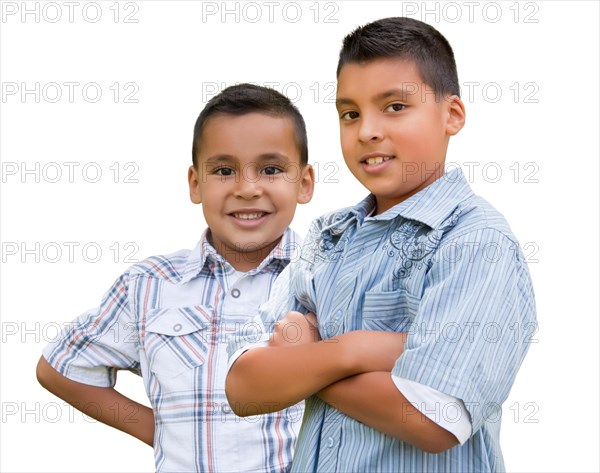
[208, 236, 281, 272]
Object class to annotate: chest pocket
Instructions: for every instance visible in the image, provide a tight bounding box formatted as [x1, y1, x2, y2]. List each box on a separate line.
[144, 307, 212, 380]
[360, 290, 419, 332]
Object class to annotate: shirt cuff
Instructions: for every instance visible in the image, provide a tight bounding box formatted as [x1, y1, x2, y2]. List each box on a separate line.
[41, 348, 114, 388]
[226, 335, 270, 373]
[391, 375, 472, 445]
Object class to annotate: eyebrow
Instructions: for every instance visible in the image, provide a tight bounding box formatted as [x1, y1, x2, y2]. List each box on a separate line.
[203, 154, 236, 166]
[336, 87, 419, 108]
[258, 153, 295, 163]
[203, 152, 292, 165]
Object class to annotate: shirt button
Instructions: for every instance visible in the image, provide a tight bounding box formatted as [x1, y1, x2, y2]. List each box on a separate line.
[173, 323, 182, 332]
[327, 437, 334, 448]
[231, 288, 241, 298]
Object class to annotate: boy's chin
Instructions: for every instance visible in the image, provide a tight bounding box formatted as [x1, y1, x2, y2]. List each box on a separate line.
[236, 237, 281, 253]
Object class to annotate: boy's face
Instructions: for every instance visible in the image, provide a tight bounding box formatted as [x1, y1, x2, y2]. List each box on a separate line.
[189, 112, 314, 271]
[336, 58, 465, 214]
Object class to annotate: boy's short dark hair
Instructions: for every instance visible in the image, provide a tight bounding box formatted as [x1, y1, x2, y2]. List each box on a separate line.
[192, 83, 308, 168]
[337, 17, 460, 98]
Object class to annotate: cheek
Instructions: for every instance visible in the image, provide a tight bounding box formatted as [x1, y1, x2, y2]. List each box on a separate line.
[200, 188, 224, 212]
[201, 204, 218, 223]
[275, 184, 301, 206]
[395, 124, 437, 151]
[339, 128, 354, 147]
[340, 139, 357, 166]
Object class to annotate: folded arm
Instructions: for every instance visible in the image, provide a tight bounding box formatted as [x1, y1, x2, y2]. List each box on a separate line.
[225, 311, 406, 415]
[226, 311, 459, 452]
[317, 372, 459, 453]
[36, 356, 154, 446]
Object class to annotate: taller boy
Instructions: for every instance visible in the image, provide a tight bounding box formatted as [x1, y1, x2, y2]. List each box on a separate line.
[226, 17, 537, 472]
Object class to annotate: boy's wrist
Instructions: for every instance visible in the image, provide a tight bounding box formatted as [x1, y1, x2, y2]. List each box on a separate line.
[334, 331, 366, 376]
[336, 330, 406, 375]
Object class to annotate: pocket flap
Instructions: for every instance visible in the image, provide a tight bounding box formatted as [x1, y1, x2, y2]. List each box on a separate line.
[361, 290, 419, 332]
[145, 306, 212, 336]
[362, 290, 419, 318]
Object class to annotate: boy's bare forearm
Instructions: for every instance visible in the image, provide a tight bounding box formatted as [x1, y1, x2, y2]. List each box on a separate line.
[317, 372, 458, 454]
[226, 338, 354, 415]
[225, 326, 406, 416]
[36, 356, 154, 446]
[315, 333, 458, 453]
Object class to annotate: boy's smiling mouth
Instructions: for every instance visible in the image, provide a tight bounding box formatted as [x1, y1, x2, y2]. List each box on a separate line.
[360, 153, 395, 170]
[227, 209, 271, 226]
[231, 211, 267, 220]
[363, 156, 393, 165]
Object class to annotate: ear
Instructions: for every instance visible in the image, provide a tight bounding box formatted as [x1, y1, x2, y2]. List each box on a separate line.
[188, 165, 202, 204]
[444, 95, 466, 136]
[296, 164, 315, 204]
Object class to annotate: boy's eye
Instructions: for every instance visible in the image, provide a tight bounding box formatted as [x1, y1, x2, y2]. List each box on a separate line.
[262, 166, 283, 176]
[340, 110, 359, 121]
[384, 103, 406, 112]
[214, 167, 235, 176]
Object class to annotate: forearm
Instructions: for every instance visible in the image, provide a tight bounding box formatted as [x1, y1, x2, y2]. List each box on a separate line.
[226, 339, 355, 415]
[226, 330, 405, 415]
[36, 356, 154, 446]
[317, 372, 458, 454]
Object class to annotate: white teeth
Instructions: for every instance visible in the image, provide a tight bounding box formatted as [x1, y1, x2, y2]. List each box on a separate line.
[233, 212, 265, 220]
[365, 156, 392, 165]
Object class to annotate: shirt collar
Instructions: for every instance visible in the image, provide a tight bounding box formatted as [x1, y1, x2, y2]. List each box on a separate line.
[316, 194, 375, 236]
[178, 227, 300, 284]
[322, 168, 473, 236]
[368, 168, 473, 229]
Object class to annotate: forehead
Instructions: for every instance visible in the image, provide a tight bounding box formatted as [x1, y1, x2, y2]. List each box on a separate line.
[336, 58, 428, 102]
[198, 112, 300, 161]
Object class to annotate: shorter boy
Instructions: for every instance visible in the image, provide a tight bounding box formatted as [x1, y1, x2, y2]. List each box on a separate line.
[37, 84, 315, 473]
[226, 18, 536, 472]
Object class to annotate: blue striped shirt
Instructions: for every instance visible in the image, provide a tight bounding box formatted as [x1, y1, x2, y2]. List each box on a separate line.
[43, 228, 303, 473]
[237, 168, 536, 472]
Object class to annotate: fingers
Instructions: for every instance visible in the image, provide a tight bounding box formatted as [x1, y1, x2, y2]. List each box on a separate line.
[304, 312, 321, 342]
[305, 312, 318, 327]
[270, 311, 321, 347]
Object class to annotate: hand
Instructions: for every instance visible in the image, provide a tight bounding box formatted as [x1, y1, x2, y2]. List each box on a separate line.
[269, 311, 320, 348]
[305, 312, 320, 342]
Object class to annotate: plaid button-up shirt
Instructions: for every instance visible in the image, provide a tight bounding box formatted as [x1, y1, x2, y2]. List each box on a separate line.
[44, 228, 303, 473]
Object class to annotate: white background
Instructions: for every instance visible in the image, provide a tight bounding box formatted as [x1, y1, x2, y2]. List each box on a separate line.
[1, 1, 598, 472]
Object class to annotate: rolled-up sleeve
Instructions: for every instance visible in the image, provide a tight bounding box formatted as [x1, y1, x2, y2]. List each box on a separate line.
[43, 272, 141, 387]
[392, 228, 537, 434]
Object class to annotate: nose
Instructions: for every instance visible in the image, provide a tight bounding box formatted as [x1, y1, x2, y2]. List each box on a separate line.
[234, 165, 263, 200]
[357, 112, 384, 143]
